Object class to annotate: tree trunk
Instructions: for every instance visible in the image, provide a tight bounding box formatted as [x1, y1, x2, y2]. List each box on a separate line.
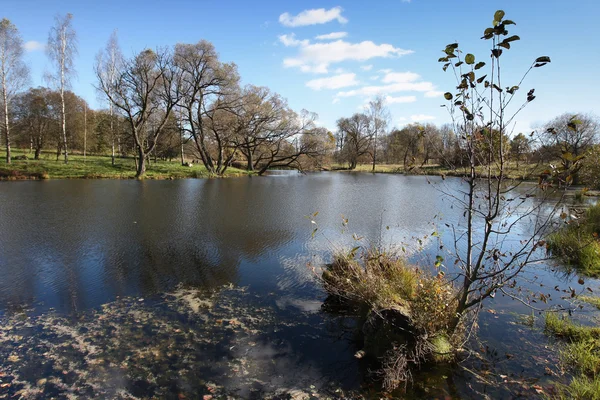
[372, 132, 377, 172]
[60, 86, 68, 164]
[83, 103, 87, 162]
[35, 146, 41, 160]
[136, 146, 146, 178]
[110, 103, 115, 166]
[180, 135, 185, 166]
[2, 85, 11, 164]
[246, 150, 254, 171]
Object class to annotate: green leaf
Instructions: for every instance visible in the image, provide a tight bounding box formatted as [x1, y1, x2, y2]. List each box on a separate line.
[535, 56, 551, 63]
[494, 10, 505, 22]
[474, 62, 486, 70]
[476, 74, 487, 84]
[498, 42, 511, 49]
[505, 35, 520, 43]
[455, 61, 464, 67]
[481, 27, 494, 40]
[465, 53, 475, 65]
[444, 92, 453, 100]
[503, 19, 516, 25]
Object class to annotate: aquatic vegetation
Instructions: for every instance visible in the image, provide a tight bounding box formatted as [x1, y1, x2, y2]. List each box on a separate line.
[321, 248, 461, 390]
[580, 295, 600, 309]
[548, 203, 600, 276]
[0, 285, 349, 399]
[544, 313, 600, 399]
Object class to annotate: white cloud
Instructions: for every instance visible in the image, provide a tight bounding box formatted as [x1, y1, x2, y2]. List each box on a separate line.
[360, 64, 373, 71]
[334, 71, 438, 104]
[424, 90, 444, 98]
[306, 73, 359, 90]
[279, 7, 348, 27]
[335, 81, 434, 98]
[381, 71, 421, 83]
[278, 33, 309, 47]
[385, 95, 417, 104]
[280, 36, 413, 74]
[315, 31, 348, 40]
[410, 114, 436, 122]
[370, 75, 380, 80]
[334, 67, 345, 74]
[24, 40, 44, 52]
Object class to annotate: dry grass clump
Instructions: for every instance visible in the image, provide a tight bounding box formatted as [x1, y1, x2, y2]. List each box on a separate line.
[321, 248, 461, 390]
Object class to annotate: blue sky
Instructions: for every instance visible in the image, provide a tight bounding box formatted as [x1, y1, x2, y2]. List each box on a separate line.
[3, 0, 599, 134]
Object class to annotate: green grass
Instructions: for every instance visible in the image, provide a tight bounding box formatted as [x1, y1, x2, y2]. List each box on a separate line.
[580, 296, 600, 309]
[544, 313, 600, 399]
[0, 149, 251, 180]
[548, 204, 600, 277]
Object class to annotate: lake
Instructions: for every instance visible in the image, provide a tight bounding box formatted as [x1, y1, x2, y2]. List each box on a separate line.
[0, 172, 597, 399]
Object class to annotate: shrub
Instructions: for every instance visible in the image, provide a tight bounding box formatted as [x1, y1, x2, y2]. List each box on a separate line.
[321, 248, 461, 390]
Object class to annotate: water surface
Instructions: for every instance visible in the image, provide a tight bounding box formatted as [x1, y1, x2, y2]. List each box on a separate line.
[0, 173, 597, 398]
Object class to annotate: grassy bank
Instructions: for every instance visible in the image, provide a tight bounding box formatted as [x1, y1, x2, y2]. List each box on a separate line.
[545, 312, 600, 399]
[548, 203, 600, 277]
[0, 149, 251, 180]
[330, 162, 550, 181]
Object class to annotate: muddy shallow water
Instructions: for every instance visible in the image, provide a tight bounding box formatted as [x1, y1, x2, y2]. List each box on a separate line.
[0, 173, 598, 398]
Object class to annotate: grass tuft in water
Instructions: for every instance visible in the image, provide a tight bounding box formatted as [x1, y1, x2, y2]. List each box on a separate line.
[547, 203, 600, 277]
[322, 248, 461, 390]
[544, 313, 600, 399]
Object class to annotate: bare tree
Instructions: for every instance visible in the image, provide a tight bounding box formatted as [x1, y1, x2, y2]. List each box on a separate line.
[175, 40, 240, 175]
[46, 13, 77, 164]
[13, 87, 53, 160]
[336, 113, 373, 170]
[0, 18, 29, 164]
[543, 113, 599, 184]
[96, 47, 183, 177]
[95, 30, 122, 166]
[230, 85, 320, 175]
[367, 95, 390, 171]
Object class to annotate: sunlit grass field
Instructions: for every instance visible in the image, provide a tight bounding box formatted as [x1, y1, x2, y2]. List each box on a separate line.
[0, 148, 250, 180]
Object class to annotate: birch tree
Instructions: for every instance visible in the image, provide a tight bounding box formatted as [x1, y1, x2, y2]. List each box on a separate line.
[0, 19, 29, 164]
[95, 30, 122, 166]
[46, 13, 77, 164]
[367, 95, 389, 171]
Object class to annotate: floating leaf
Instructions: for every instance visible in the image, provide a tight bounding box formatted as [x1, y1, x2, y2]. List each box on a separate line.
[494, 10, 505, 22]
[465, 53, 475, 65]
[444, 92, 453, 100]
[474, 61, 486, 70]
